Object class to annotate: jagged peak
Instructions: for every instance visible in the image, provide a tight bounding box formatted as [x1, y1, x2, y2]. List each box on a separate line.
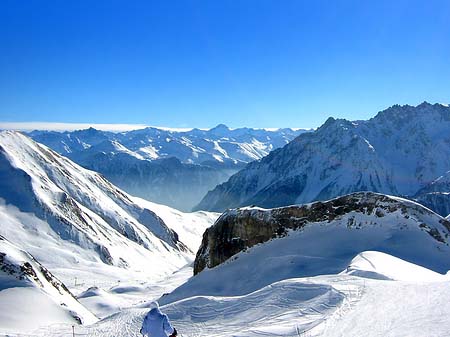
[372, 101, 450, 122]
[418, 101, 432, 108]
[315, 116, 354, 134]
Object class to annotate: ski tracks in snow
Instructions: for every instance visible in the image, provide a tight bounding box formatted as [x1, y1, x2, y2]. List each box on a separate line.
[27, 276, 366, 337]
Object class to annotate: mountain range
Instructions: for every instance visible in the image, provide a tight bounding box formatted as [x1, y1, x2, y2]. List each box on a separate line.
[29, 125, 305, 211]
[196, 102, 450, 216]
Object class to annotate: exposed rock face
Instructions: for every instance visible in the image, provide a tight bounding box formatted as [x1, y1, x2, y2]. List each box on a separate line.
[194, 192, 450, 275]
[416, 193, 450, 218]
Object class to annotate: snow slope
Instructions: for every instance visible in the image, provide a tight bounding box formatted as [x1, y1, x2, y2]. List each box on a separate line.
[14, 192, 450, 337]
[197, 102, 450, 212]
[131, 196, 219, 252]
[28, 255, 450, 336]
[0, 236, 97, 334]
[0, 131, 217, 290]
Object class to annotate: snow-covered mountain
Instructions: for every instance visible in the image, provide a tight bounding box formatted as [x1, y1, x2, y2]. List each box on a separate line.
[29, 125, 305, 166]
[0, 235, 97, 333]
[414, 170, 450, 217]
[0, 131, 217, 288]
[196, 102, 450, 212]
[27, 126, 306, 211]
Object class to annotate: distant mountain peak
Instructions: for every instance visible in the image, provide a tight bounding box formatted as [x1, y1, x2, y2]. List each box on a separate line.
[210, 124, 230, 132]
[214, 123, 229, 128]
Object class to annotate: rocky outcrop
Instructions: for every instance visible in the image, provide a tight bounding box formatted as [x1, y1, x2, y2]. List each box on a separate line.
[194, 192, 450, 274]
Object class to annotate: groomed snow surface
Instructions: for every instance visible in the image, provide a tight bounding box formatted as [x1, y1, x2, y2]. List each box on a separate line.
[17, 250, 450, 337]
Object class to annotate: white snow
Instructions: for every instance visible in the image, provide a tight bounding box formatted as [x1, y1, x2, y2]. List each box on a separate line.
[0, 238, 97, 333]
[131, 196, 219, 252]
[23, 249, 450, 337]
[343, 251, 450, 281]
[0, 288, 79, 333]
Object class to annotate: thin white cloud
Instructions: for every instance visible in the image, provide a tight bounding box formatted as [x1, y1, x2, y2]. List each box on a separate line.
[0, 122, 194, 132]
[0, 122, 310, 133]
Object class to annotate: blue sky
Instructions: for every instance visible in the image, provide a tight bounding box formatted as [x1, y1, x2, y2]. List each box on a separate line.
[0, 0, 449, 129]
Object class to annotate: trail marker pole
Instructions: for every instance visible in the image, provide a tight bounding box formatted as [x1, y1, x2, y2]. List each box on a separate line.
[72, 325, 75, 337]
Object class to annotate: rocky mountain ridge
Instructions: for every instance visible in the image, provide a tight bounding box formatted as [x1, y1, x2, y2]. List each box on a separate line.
[0, 131, 196, 283]
[196, 102, 450, 212]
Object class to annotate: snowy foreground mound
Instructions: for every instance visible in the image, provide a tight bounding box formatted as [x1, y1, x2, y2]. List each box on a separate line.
[344, 250, 450, 281]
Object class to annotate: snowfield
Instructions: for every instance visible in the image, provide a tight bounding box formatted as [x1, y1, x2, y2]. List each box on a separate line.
[23, 251, 450, 337]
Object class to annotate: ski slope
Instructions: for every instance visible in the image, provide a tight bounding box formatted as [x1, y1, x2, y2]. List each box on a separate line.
[26, 251, 450, 337]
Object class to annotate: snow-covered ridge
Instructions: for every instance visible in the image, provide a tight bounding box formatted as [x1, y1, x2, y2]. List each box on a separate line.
[0, 131, 218, 288]
[0, 236, 97, 332]
[194, 191, 450, 276]
[196, 102, 450, 212]
[0, 130, 182, 251]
